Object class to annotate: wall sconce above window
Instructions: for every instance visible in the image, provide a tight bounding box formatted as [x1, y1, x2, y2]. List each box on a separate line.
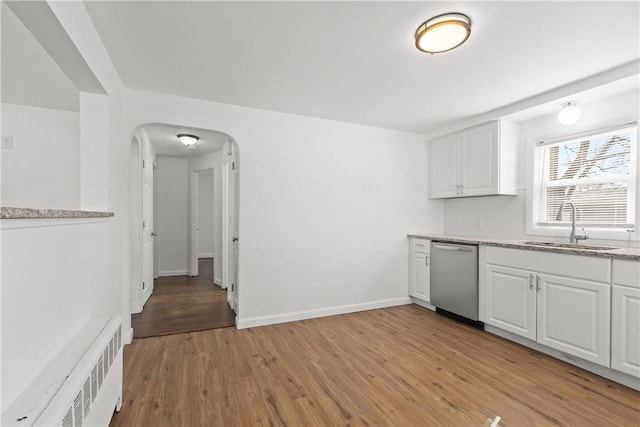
[558, 102, 581, 125]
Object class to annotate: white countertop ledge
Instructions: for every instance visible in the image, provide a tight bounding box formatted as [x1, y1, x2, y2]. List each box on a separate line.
[408, 233, 640, 261]
[1, 207, 114, 229]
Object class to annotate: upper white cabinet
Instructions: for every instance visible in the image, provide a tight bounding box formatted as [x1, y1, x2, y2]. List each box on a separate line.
[409, 238, 430, 302]
[429, 134, 458, 198]
[428, 120, 518, 199]
[611, 259, 640, 377]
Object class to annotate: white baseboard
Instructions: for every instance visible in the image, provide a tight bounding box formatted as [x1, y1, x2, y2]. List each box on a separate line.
[123, 327, 134, 345]
[130, 301, 142, 314]
[198, 253, 214, 258]
[410, 297, 436, 311]
[485, 325, 640, 391]
[214, 278, 223, 286]
[158, 270, 188, 277]
[236, 297, 411, 329]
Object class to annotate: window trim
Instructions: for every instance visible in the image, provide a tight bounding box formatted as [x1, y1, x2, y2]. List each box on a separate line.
[526, 124, 639, 242]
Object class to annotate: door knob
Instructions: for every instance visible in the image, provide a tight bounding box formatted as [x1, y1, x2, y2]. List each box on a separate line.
[151, 232, 157, 237]
[232, 237, 238, 242]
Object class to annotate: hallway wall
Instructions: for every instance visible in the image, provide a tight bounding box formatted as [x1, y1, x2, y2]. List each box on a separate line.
[155, 155, 189, 276]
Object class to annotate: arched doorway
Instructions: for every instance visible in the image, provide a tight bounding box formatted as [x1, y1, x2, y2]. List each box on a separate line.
[128, 123, 240, 337]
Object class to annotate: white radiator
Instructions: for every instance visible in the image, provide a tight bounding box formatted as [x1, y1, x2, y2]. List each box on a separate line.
[2, 316, 123, 427]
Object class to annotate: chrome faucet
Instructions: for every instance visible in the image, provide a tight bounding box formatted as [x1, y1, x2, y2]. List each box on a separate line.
[556, 200, 589, 244]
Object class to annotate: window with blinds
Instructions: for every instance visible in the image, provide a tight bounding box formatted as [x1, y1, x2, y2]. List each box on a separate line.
[537, 125, 637, 229]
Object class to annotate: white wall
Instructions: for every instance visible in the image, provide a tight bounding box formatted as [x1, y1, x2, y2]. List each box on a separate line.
[1, 103, 80, 209]
[1, 1, 129, 410]
[124, 89, 444, 327]
[1, 218, 112, 410]
[443, 89, 640, 243]
[155, 155, 189, 275]
[198, 171, 215, 257]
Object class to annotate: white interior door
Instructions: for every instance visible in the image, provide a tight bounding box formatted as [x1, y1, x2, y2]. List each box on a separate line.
[221, 140, 239, 312]
[141, 140, 154, 308]
[231, 146, 240, 311]
[153, 164, 159, 279]
[226, 143, 239, 311]
[222, 155, 230, 291]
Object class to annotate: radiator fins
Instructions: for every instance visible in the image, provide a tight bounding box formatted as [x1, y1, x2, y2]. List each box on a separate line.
[59, 325, 121, 427]
[82, 378, 91, 418]
[62, 409, 73, 427]
[73, 393, 83, 427]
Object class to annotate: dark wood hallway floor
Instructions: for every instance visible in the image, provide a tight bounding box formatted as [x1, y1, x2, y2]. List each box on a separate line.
[132, 258, 235, 338]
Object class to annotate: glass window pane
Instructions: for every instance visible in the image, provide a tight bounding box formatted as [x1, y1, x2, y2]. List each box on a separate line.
[538, 125, 636, 228]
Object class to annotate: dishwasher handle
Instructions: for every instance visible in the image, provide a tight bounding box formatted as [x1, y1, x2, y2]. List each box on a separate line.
[432, 243, 474, 252]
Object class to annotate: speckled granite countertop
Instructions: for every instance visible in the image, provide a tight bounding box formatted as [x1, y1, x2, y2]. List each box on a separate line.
[1, 207, 114, 219]
[408, 233, 640, 261]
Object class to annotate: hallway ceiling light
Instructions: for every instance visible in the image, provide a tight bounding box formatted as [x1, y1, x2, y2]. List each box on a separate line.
[177, 133, 199, 146]
[558, 101, 581, 125]
[415, 13, 471, 54]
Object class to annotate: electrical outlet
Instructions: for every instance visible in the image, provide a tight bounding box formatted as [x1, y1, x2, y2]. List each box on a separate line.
[473, 217, 483, 229]
[1, 135, 13, 149]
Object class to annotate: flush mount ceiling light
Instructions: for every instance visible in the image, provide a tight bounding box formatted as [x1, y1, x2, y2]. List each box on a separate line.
[177, 133, 199, 146]
[558, 102, 581, 125]
[415, 13, 471, 54]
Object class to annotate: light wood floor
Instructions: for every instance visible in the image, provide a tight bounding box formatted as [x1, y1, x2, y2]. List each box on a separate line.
[131, 258, 235, 338]
[112, 305, 640, 427]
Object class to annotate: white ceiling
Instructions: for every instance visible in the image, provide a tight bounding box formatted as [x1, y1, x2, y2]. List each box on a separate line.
[144, 124, 229, 158]
[83, 1, 640, 134]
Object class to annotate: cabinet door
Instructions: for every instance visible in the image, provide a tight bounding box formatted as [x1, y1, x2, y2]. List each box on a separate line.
[484, 264, 536, 340]
[612, 285, 640, 377]
[428, 134, 458, 198]
[409, 251, 430, 302]
[459, 122, 499, 196]
[537, 274, 610, 366]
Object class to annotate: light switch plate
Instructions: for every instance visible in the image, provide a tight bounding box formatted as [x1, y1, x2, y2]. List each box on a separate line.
[1, 135, 13, 149]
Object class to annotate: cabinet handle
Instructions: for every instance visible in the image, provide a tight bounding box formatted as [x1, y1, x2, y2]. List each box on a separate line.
[536, 276, 541, 292]
[529, 273, 534, 289]
[425, 255, 430, 266]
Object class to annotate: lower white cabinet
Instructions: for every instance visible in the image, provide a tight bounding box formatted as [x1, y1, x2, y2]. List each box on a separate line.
[611, 285, 640, 377]
[611, 259, 640, 377]
[485, 264, 536, 340]
[482, 247, 611, 367]
[537, 274, 610, 366]
[409, 238, 430, 302]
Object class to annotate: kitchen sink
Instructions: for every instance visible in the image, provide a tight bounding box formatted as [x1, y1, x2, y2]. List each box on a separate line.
[520, 241, 619, 251]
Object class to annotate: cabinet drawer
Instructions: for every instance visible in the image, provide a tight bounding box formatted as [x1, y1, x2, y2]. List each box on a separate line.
[612, 259, 640, 288]
[485, 246, 610, 283]
[410, 238, 430, 253]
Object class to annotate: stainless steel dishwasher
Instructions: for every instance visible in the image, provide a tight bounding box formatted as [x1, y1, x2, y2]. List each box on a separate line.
[430, 241, 482, 327]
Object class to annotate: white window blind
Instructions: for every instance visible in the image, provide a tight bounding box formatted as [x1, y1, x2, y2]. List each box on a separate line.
[537, 125, 637, 229]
